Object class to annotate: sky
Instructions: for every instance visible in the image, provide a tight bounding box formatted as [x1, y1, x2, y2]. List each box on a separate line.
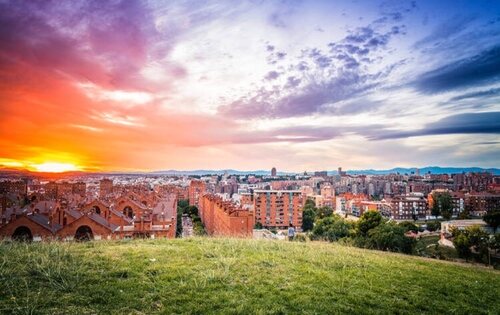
[0, 0, 499, 172]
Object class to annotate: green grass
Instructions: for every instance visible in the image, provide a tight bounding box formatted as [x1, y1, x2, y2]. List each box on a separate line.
[0, 238, 499, 314]
[414, 235, 459, 260]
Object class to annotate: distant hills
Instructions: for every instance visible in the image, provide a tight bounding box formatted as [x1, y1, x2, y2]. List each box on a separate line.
[342, 166, 500, 176]
[144, 166, 500, 176]
[1, 166, 499, 178]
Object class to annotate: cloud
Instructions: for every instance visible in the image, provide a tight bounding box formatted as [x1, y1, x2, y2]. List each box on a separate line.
[414, 15, 476, 48]
[264, 71, 281, 81]
[414, 46, 500, 93]
[0, 0, 163, 91]
[219, 19, 405, 119]
[370, 112, 500, 140]
[448, 87, 500, 102]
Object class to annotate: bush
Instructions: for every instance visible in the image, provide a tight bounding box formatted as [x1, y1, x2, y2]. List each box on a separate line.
[399, 221, 419, 233]
[367, 222, 416, 254]
[358, 211, 383, 236]
[311, 215, 354, 242]
[426, 221, 441, 232]
[453, 233, 471, 260]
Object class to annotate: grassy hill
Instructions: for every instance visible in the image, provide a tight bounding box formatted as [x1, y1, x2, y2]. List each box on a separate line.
[1, 238, 499, 314]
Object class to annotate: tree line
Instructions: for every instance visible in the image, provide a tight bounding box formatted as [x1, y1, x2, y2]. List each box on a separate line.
[301, 199, 416, 254]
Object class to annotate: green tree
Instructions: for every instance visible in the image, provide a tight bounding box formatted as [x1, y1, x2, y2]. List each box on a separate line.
[490, 234, 500, 254]
[358, 211, 383, 236]
[302, 208, 316, 232]
[254, 222, 263, 229]
[399, 221, 419, 233]
[176, 209, 184, 237]
[466, 225, 490, 264]
[301, 199, 317, 232]
[304, 198, 316, 209]
[426, 221, 441, 232]
[367, 222, 416, 254]
[453, 233, 471, 261]
[178, 199, 189, 209]
[483, 210, 500, 233]
[431, 192, 453, 220]
[186, 205, 199, 217]
[316, 206, 333, 219]
[311, 215, 354, 242]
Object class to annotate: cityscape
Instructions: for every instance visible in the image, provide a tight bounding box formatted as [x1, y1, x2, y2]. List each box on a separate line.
[1, 0, 499, 314]
[0, 167, 499, 240]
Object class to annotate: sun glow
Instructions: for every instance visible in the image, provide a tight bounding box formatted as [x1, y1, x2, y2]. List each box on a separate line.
[31, 162, 81, 173]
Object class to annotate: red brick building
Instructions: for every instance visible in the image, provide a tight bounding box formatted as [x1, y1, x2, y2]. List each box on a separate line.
[253, 190, 304, 229]
[99, 178, 113, 198]
[199, 194, 254, 237]
[189, 180, 206, 207]
[387, 193, 429, 220]
[0, 193, 177, 241]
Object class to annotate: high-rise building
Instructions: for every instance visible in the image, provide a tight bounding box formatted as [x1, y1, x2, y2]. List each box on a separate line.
[188, 180, 206, 207]
[99, 179, 113, 197]
[253, 190, 304, 229]
[338, 167, 345, 176]
[271, 167, 277, 177]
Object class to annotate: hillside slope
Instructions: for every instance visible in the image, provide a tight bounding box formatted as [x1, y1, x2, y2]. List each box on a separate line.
[1, 238, 499, 314]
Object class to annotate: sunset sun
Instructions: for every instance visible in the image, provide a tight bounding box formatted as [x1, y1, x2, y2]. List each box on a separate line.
[31, 162, 80, 173]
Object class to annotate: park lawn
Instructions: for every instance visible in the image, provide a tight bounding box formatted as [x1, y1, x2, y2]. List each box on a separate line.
[0, 238, 499, 314]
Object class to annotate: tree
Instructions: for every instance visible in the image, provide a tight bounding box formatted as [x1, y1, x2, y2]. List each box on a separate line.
[483, 210, 500, 233]
[426, 221, 441, 232]
[316, 206, 333, 219]
[311, 215, 354, 242]
[301, 199, 317, 232]
[254, 222, 263, 229]
[178, 199, 189, 209]
[176, 208, 183, 237]
[302, 208, 316, 232]
[466, 225, 490, 264]
[186, 205, 199, 217]
[490, 234, 500, 254]
[367, 222, 416, 254]
[399, 221, 419, 233]
[358, 211, 383, 236]
[453, 233, 471, 261]
[452, 225, 490, 264]
[431, 192, 453, 219]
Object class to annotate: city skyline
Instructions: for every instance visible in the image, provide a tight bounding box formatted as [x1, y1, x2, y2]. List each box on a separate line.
[1, 0, 500, 172]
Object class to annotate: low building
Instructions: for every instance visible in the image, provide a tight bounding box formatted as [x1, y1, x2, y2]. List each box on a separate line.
[387, 193, 428, 220]
[465, 192, 500, 216]
[440, 219, 493, 235]
[0, 193, 177, 241]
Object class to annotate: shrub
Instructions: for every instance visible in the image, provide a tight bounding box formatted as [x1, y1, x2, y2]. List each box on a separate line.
[367, 222, 416, 254]
[311, 215, 354, 242]
[399, 221, 419, 233]
[426, 221, 441, 232]
[358, 211, 383, 236]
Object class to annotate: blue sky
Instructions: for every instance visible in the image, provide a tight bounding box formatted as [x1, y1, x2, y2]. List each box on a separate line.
[0, 0, 499, 171]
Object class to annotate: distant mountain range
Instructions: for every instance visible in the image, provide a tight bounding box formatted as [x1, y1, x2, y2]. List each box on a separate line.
[341, 167, 500, 176]
[150, 167, 500, 176]
[0, 166, 499, 177]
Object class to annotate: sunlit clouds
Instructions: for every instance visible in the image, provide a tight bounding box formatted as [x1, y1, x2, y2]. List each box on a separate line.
[0, 0, 499, 172]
